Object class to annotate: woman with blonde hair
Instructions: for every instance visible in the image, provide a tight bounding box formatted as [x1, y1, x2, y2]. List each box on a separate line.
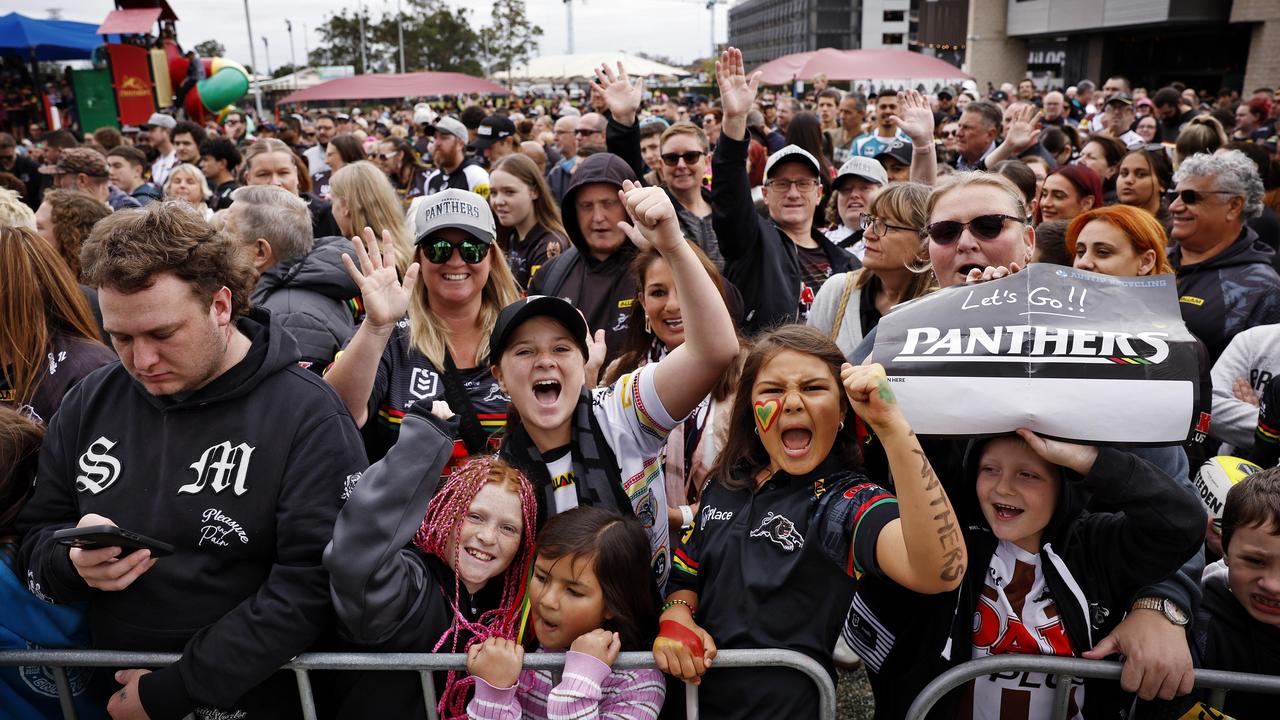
[329, 160, 415, 271]
[809, 182, 937, 357]
[0, 226, 116, 424]
[325, 189, 521, 463]
[163, 163, 214, 219]
[488, 153, 567, 289]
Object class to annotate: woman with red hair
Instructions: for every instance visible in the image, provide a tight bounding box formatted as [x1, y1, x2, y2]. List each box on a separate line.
[1067, 204, 1175, 277]
[1036, 163, 1104, 225]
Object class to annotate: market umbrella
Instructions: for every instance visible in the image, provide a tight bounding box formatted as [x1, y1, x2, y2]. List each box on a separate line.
[280, 72, 509, 104]
[755, 48, 973, 85]
[0, 12, 101, 60]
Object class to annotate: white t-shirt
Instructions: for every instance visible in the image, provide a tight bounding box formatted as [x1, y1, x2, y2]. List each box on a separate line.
[545, 449, 578, 515]
[151, 150, 178, 188]
[968, 540, 1083, 720]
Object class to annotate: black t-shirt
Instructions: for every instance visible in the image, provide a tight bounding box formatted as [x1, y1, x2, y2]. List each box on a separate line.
[797, 244, 834, 321]
[212, 180, 239, 211]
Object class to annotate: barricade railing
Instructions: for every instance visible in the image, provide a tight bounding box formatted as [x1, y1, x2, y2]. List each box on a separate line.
[905, 655, 1280, 719]
[0, 647, 836, 720]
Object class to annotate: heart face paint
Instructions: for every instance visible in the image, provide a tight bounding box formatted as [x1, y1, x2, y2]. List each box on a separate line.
[754, 398, 781, 433]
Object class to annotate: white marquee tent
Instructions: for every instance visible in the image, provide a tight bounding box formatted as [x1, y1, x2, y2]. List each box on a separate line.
[496, 52, 691, 81]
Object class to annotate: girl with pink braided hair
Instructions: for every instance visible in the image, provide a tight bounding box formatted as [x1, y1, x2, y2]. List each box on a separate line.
[327, 413, 537, 720]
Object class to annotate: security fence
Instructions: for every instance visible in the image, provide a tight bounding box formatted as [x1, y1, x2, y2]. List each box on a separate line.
[904, 654, 1280, 719]
[0, 647, 836, 720]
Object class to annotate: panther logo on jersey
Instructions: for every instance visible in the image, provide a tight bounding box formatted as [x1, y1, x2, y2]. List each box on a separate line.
[749, 511, 805, 552]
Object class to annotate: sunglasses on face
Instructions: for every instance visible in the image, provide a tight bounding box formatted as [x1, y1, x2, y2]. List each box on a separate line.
[574, 128, 603, 136]
[926, 214, 1025, 245]
[941, 130, 958, 138]
[1171, 189, 1236, 205]
[660, 150, 705, 167]
[420, 237, 491, 264]
[378, 152, 400, 161]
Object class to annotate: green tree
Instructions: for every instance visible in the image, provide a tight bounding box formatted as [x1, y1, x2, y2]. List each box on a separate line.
[478, 0, 542, 81]
[272, 63, 301, 79]
[193, 40, 226, 58]
[310, 7, 390, 74]
[381, 0, 482, 75]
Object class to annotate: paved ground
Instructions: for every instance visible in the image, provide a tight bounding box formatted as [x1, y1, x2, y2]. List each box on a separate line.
[836, 667, 877, 719]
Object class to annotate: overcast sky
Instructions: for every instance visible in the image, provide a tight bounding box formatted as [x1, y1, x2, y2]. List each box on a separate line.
[18, 0, 730, 69]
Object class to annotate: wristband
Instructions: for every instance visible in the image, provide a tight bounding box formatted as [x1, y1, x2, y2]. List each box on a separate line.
[662, 598, 694, 614]
[658, 619, 705, 657]
[679, 505, 694, 529]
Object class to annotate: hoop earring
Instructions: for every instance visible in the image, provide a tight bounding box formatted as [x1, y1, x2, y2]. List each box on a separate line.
[644, 314, 652, 335]
[754, 425, 759, 436]
[839, 421, 845, 432]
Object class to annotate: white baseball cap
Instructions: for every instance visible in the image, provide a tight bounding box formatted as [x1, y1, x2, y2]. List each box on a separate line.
[835, 155, 888, 187]
[433, 117, 469, 144]
[413, 188, 496, 245]
[413, 102, 437, 126]
[764, 144, 822, 178]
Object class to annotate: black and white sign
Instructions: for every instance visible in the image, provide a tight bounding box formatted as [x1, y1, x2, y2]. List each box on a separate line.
[874, 265, 1198, 443]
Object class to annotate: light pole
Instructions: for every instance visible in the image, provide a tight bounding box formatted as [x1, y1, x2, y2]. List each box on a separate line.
[397, 0, 406, 73]
[302, 23, 310, 68]
[242, 0, 264, 117]
[357, 1, 368, 74]
[262, 36, 272, 77]
[286, 19, 297, 73]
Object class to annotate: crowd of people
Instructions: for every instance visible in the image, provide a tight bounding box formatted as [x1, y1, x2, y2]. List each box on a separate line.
[3, 46, 1280, 720]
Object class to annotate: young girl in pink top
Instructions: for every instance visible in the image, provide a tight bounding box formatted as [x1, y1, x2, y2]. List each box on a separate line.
[466, 507, 666, 719]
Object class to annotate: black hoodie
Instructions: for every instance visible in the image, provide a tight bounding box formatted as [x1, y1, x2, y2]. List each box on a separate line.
[1192, 560, 1280, 719]
[17, 308, 368, 719]
[527, 153, 639, 359]
[1170, 225, 1280, 364]
[251, 235, 361, 373]
[848, 441, 1206, 719]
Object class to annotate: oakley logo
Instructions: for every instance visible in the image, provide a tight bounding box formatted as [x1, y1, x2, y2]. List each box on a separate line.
[180, 442, 255, 496]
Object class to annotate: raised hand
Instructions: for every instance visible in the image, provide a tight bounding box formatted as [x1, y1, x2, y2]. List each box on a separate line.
[715, 47, 761, 122]
[616, 180, 681, 253]
[1016, 428, 1099, 476]
[466, 637, 525, 689]
[589, 62, 644, 127]
[964, 261, 1024, 285]
[891, 89, 936, 146]
[1003, 104, 1042, 152]
[340, 226, 419, 332]
[841, 362, 908, 436]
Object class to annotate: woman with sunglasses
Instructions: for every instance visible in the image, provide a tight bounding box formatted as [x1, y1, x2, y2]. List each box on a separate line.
[658, 122, 722, 270]
[326, 189, 521, 464]
[809, 183, 937, 357]
[377, 136, 430, 209]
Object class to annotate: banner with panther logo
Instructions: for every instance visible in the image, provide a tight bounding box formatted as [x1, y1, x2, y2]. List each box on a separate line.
[873, 265, 1198, 443]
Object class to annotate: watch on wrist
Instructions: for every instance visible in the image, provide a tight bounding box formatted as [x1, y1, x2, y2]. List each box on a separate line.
[1131, 597, 1190, 626]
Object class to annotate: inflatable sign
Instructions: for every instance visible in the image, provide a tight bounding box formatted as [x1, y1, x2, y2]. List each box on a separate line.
[873, 265, 1198, 443]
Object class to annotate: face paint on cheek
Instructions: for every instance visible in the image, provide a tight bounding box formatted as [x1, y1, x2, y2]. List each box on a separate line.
[754, 399, 781, 433]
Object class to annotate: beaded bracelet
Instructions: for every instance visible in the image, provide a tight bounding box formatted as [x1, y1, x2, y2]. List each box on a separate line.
[661, 598, 695, 613]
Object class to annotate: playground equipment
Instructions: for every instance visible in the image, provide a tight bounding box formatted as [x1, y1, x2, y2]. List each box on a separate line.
[163, 40, 249, 124]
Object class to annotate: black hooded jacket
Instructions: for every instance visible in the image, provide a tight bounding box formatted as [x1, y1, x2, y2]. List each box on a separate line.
[17, 308, 368, 719]
[251, 236, 360, 372]
[1192, 560, 1280, 719]
[711, 133, 858, 333]
[847, 442, 1206, 719]
[1170, 225, 1280, 363]
[527, 153, 639, 359]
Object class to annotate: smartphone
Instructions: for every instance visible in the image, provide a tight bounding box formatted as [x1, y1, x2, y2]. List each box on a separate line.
[52, 525, 175, 557]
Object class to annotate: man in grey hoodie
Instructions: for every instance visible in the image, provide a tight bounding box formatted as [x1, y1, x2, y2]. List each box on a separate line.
[223, 185, 360, 372]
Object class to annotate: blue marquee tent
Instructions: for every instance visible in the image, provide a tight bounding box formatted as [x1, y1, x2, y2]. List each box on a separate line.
[0, 12, 100, 60]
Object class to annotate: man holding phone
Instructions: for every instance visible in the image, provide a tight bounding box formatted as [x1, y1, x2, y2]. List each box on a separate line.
[17, 201, 367, 719]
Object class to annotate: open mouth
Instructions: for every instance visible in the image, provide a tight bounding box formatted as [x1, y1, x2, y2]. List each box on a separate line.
[781, 428, 812, 456]
[663, 318, 684, 332]
[442, 272, 469, 281]
[992, 503, 1024, 520]
[533, 379, 562, 406]
[1250, 594, 1280, 614]
[958, 263, 984, 277]
[465, 548, 495, 562]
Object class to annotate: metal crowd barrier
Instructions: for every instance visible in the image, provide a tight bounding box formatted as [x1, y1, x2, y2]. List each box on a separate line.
[0, 647, 837, 720]
[905, 655, 1280, 719]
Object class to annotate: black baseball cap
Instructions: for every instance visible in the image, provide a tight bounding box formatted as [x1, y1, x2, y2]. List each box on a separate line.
[874, 138, 914, 167]
[490, 296, 590, 361]
[469, 115, 516, 150]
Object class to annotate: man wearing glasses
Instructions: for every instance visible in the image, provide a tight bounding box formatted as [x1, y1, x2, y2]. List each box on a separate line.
[711, 48, 858, 332]
[223, 111, 253, 149]
[1168, 150, 1280, 363]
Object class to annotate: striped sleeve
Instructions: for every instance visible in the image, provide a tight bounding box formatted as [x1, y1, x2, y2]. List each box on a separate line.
[1251, 376, 1280, 468]
[544, 652, 665, 720]
[467, 677, 522, 720]
[815, 480, 899, 581]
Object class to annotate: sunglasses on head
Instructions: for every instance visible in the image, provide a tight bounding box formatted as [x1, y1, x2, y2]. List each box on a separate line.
[420, 236, 491, 264]
[926, 214, 1025, 245]
[1171, 189, 1235, 205]
[661, 150, 705, 167]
